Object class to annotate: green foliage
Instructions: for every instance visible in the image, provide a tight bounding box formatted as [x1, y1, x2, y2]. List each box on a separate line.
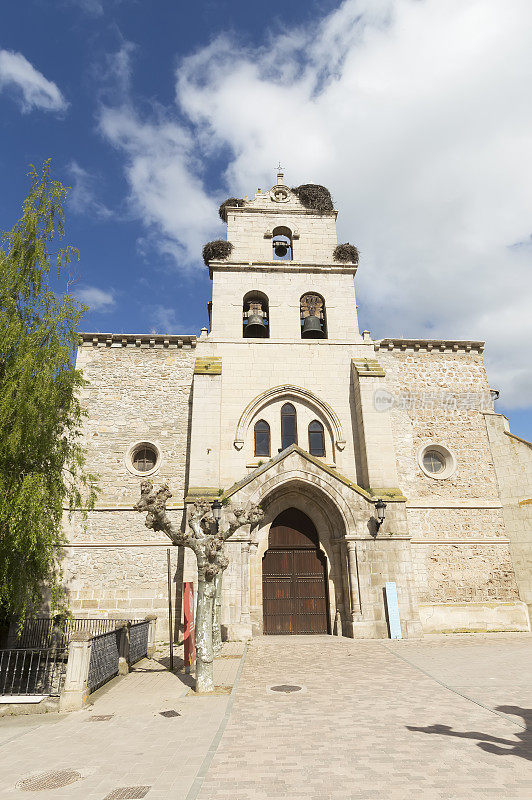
[202, 239, 233, 266]
[218, 198, 245, 223]
[333, 243, 359, 263]
[0, 161, 98, 625]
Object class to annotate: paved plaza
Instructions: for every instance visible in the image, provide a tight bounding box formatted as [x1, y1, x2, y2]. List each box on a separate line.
[1, 634, 531, 799]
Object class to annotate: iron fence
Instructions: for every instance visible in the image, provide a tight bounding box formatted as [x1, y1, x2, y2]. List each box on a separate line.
[87, 629, 120, 693]
[0, 648, 67, 696]
[10, 617, 142, 649]
[129, 621, 149, 665]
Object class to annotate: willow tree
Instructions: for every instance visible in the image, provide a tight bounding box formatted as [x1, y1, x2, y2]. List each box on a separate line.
[135, 481, 263, 693]
[0, 161, 97, 628]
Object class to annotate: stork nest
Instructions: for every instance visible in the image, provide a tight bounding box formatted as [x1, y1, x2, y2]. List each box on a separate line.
[202, 240, 233, 266]
[218, 197, 245, 222]
[291, 184, 334, 213]
[333, 243, 359, 263]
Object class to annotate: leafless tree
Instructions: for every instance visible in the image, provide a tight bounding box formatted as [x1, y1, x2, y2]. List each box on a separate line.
[134, 481, 263, 692]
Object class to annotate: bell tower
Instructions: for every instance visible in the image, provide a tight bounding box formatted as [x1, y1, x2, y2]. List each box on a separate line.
[206, 172, 361, 342]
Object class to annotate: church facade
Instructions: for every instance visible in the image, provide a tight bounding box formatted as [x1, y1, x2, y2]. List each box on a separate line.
[64, 172, 532, 640]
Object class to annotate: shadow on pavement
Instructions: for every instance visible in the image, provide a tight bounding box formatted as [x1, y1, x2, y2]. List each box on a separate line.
[407, 706, 532, 761]
[131, 654, 196, 690]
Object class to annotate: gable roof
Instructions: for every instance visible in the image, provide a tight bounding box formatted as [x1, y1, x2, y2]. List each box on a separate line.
[222, 444, 406, 503]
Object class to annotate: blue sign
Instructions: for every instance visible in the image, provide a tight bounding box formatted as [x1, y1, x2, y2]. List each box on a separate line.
[385, 581, 402, 639]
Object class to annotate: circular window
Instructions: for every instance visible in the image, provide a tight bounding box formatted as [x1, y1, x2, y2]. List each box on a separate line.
[423, 450, 445, 474]
[126, 441, 161, 476]
[418, 444, 456, 480]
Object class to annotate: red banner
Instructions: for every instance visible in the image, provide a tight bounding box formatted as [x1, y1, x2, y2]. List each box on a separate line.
[183, 581, 195, 668]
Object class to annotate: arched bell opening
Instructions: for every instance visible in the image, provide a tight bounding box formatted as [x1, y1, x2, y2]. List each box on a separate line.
[262, 508, 330, 635]
[243, 291, 269, 338]
[272, 226, 293, 261]
[300, 292, 327, 339]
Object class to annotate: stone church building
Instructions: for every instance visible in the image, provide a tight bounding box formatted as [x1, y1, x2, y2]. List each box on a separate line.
[64, 171, 532, 641]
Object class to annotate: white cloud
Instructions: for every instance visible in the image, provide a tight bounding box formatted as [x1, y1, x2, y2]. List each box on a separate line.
[0, 49, 67, 113]
[67, 161, 112, 219]
[76, 285, 116, 311]
[149, 305, 179, 333]
[99, 104, 220, 266]
[100, 0, 532, 407]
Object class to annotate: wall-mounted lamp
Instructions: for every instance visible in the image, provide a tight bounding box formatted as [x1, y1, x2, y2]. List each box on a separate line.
[490, 389, 500, 402]
[211, 498, 222, 531]
[374, 499, 387, 534]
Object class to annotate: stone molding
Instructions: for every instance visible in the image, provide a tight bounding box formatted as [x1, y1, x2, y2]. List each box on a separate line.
[375, 338, 484, 353]
[406, 499, 502, 508]
[504, 430, 532, 449]
[63, 505, 185, 511]
[208, 260, 356, 279]
[234, 384, 346, 451]
[411, 538, 510, 544]
[225, 205, 338, 217]
[78, 332, 197, 349]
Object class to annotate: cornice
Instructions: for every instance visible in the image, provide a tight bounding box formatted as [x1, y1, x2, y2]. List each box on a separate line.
[78, 332, 197, 349]
[209, 260, 357, 278]
[375, 338, 484, 354]
[228, 206, 338, 218]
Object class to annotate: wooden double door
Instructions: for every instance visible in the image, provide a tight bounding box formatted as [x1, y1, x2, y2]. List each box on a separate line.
[262, 508, 329, 635]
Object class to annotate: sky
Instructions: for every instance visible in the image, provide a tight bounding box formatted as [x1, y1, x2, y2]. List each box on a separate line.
[1, 0, 531, 439]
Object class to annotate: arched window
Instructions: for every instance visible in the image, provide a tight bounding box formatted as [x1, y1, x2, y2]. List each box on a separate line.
[254, 420, 270, 457]
[281, 403, 297, 450]
[300, 293, 327, 339]
[272, 226, 293, 261]
[308, 420, 325, 457]
[243, 291, 269, 338]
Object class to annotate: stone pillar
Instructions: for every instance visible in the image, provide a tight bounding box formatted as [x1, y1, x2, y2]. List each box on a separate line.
[351, 359, 400, 491]
[331, 541, 346, 635]
[241, 541, 251, 625]
[223, 542, 252, 642]
[249, 541, 261, 635]
[187, 363, 222, 489]
[118, 621, 130, 675]
[346, 540, 362, 622]
[59, 632, 92, 712]
[145, 615, 157, 658]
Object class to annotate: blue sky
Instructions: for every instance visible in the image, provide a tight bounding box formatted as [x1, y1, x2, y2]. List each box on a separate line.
[1, 0, 531, 439]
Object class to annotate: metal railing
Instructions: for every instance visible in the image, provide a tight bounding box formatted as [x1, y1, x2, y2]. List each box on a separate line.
[87, 629, 120, 693]
[129, 621, 149, 665]
[0, 648, 67, 696]
[10, 617, 142, 649]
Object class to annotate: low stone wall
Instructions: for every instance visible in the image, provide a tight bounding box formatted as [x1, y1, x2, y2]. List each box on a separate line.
[418, 601, 530, 633]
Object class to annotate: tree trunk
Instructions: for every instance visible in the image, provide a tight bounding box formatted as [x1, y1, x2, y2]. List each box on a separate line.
[212, 572, 223, 655]
[195, 576, 214, 692]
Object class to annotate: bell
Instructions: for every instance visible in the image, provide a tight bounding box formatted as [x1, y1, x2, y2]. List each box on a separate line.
[244, 313, 268, 338]
[301, 314, 325, 339]
[273, 241, 288, 258]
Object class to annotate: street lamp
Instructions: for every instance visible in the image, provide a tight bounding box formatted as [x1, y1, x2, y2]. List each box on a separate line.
[374, 499, 387, 533]
[211, 498, 222, 532]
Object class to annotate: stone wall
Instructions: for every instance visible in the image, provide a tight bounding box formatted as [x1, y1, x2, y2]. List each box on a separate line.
[411, 542, 519, 604]
[484, 412, 532, 612]
[75, 339, 196, 504]
[379, 347, 498, 500]
[63, 338, 197, 638]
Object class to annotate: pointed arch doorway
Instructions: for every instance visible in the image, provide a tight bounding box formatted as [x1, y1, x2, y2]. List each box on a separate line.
[262, 508, 330, 634]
